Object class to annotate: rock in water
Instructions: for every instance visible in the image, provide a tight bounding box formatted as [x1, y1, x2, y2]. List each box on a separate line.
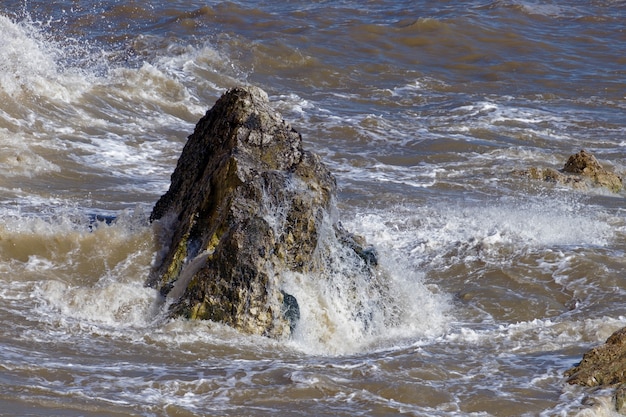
[566, 326, 626, 414]
[562, 149, 623, 192]
[566, 327, 626, 387]
[515, 150, 623, 192]
[148, 86, 377, 338]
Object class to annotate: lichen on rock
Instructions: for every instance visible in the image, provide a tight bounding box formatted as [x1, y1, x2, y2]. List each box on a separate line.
[147, 85, 377, 339]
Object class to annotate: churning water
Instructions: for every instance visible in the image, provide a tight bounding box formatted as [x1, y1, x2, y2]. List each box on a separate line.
[1, 1, 626, 416]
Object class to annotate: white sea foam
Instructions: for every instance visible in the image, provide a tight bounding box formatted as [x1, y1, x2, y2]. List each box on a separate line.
[512, 1, 588, 19]
[282, 211, 452, 356]
[271, 92, 315, 120]
[39, 279, 159, 328]
[0, 131, 61, 177]
[0, 207, 160, 333]
[0, 15, 242, 208]
[0, 15, 89, 100]
[442, 100, 572, 137]
[338, 192, 622, 351]
[350, 198, 613, 276]
[440, 316, 626, 354]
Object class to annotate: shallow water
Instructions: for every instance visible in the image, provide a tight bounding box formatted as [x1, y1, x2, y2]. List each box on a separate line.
[1, 1, 625, 416]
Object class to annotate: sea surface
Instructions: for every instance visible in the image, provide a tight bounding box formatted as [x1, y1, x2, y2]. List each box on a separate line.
[0, 1, 625, 416]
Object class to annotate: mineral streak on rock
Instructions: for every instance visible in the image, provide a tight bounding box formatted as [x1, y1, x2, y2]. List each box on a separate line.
[515, 150, 623, 192]
[147, 86, 377, 338]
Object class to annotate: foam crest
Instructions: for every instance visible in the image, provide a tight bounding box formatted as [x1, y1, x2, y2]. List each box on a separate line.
[0, 15, 234, 201]
[509, 1, 587, 19]
[442, 316, 626, 354]
[353, 194, 615, 271]
[0, 15, 91, 101]
[445, 100, 570, 135]
[338, 161, 440, 190]
[0, 130, 61, 177]
[39, 279, 159, 328]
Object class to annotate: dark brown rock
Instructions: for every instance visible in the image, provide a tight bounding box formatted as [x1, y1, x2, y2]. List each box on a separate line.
[148, 86, 376, 338]
[615, 383, 626, 414]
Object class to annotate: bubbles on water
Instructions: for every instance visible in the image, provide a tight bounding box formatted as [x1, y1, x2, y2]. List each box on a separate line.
[0, 135, 62, 178]
[352, 194, 614, 273]
[336, 188, 624, 353]
[40, 279, 159, 328]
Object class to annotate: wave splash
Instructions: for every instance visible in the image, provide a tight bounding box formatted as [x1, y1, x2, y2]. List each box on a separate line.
[9, 201, 450, 356]
[282, 207, 451, 355]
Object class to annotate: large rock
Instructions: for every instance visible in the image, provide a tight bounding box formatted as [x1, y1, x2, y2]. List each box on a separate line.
[566, 326, 626, 413]
[147, 86, 376, 338]
[515, 150, 623, 192]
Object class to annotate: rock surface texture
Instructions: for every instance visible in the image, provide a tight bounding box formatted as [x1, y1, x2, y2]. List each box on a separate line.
[148, 86, 376, 338]
[516, 150, 623, 192]
[566, 327, 626, 387]
[566, 327, 626, 414]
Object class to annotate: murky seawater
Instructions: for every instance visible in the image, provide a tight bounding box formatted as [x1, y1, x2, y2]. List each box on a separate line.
[1, 1, 625, 416]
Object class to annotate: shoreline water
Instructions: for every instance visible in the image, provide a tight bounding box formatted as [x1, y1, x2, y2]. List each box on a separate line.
[1, 1, 625, 415]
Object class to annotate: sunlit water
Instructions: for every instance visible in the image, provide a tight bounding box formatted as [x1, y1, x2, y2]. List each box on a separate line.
[1, 1, 625, 416]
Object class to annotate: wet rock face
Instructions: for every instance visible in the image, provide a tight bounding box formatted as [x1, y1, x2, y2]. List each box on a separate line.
[566, 327, 626, 387]
[148, 86, 375, 338]
[515, 150, 623, 192]
[566, 326, 626, 414]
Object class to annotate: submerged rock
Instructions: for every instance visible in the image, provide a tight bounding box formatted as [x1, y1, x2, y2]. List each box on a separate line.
[148, 85, 377, 338]
[566, 326, 626, 413]
[515, 150, 623, 192]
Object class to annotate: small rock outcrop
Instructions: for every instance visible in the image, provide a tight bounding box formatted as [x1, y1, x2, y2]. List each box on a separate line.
[566, 327, 626, 387]
[516, 150, 623, 192]
[566, 326, 626, 414]
[147, 86, 376, 338]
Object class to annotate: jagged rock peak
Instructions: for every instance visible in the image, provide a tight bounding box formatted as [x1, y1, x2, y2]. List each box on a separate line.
[150, 86, 305, 223]
[147, 85, 376, 339]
